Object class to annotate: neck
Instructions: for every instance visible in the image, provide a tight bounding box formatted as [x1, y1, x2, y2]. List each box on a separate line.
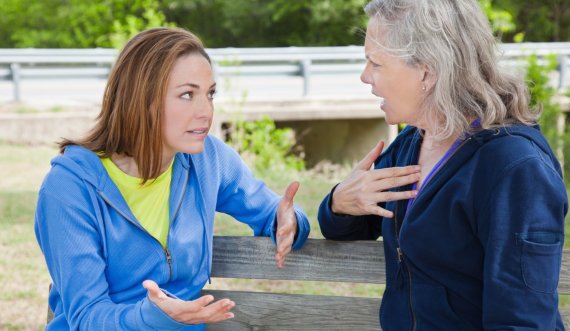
[111, 154, 140, 177]
[111, 153, 174, 178]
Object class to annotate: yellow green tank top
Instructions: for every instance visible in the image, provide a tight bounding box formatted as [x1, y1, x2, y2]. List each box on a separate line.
[101, 157, 172, 247]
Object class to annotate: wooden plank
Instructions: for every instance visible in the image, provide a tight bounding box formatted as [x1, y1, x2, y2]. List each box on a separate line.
[560, 249, 570, 294]
[212, 237, 570, 292]
[203, 289, 381, 331]
[211, 237, 385, 284]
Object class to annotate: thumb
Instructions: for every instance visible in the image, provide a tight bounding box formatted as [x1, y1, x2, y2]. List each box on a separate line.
[282, 181, 300, 203]
[355, 140, 384, 171]
[143, 280, 167, 302]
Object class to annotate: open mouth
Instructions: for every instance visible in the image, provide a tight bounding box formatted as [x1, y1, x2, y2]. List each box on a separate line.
[187, 129, 208, 134]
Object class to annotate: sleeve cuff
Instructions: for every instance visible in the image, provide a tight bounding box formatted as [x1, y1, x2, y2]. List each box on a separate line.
[269, 206, 310, 250]
[328, 183, 350, 217]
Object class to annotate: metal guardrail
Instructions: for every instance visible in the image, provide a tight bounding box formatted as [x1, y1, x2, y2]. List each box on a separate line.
[1, 43, 569, 102]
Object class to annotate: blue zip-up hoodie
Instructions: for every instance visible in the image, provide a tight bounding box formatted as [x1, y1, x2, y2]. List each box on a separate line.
[319, 125, 567, 330]
[35, 135, 310, 330]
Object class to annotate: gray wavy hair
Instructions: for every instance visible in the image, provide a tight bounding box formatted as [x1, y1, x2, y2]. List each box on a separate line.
[364, 0, 538, 139]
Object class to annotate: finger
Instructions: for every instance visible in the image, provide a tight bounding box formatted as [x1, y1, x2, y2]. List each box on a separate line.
[198, 299, 235, 322]
[372, 173, 420, 192]
[366, 205, 394, 218]
[192, 294, 215, 308]
[371, 190, 418, 203]
[370, 165, 420, 180]
[276, 229, 294, 252]
[143, 280, 168, 302]
[210, 312, 235, 324]
[275, 245, 292, 268]
[355, 140, 384, 171]
[183, 298, 235, 324]
[275, 253, 285, 268]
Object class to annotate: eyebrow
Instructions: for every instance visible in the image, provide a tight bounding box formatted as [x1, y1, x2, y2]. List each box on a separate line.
[176, 82, 217, 89]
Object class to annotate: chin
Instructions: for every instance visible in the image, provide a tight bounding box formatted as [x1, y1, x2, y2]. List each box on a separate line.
[384, 116, 398, 126]
[181, 143, 205, 155]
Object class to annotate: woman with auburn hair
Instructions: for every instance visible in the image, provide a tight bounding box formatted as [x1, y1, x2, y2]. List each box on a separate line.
[318, 0, 567, 329]
[35, 27, 310, 330]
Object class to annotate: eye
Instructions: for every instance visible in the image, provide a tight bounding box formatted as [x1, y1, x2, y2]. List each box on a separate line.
[369, 60, 381, 68]
[180, 91, 193, 100]
[207, 89, 217, 100]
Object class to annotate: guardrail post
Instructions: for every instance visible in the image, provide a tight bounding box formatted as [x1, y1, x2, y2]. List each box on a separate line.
[559, 55, 568, 91]
[301, 59, 311, 96]
[10, 63, 21, 102]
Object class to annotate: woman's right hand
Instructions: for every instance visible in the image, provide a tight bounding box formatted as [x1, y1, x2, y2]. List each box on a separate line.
[331, 140, 420, 218]
[143, 280, 235, 324]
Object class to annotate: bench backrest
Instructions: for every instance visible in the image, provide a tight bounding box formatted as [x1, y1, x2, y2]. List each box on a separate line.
[46, 236, 570, 330]
[206, 236, 570, 331]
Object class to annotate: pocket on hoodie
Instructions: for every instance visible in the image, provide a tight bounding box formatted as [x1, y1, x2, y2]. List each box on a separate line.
[517, 231, 563, 293]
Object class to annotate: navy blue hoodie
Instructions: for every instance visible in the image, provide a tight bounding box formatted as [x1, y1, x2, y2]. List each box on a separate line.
[319, 125, 567, 330]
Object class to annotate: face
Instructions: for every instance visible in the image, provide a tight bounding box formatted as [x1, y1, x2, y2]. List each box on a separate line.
[162, 53, 216, 158]
[361, 17, 428, 128]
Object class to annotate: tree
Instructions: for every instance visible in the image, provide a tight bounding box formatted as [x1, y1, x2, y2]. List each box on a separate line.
[0, 0, 172, 48]
[492, 0, 570, 42]
[161, 0, 368, 47]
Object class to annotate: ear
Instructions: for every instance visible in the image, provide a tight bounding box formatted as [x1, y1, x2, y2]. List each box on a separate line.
[418, 64, 436, 92]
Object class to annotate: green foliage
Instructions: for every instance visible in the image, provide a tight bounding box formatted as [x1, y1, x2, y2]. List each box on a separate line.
[0, 0, 566, 48]
[228, 116, 305, 174]
[526, 54, 570, 184]
[162, 0, 369, 47]
[479, 0, 516, 35]
[110, 2, 175, 49]
[492, 0, 570, 42]
[0, 0, 173, 48]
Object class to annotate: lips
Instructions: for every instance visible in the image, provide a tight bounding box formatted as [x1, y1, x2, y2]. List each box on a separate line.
[187, 127, 209, 134]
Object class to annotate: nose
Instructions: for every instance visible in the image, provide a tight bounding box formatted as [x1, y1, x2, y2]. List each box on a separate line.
[196, 95, 214, 120]
[360, 62, 372, 85]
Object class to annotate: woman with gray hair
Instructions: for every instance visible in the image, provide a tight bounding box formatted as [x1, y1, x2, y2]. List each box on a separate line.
[318, 0, 567, 329]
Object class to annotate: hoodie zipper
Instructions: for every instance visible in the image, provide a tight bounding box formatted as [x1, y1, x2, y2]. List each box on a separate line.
[393, 207, 417, 331]
[393, 136, 472, 331]
[99, 191, 175, 282]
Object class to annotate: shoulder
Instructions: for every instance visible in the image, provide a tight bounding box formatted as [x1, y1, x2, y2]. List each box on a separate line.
[40, 145, 103, 193]
[476, 125, 558, 170]
[471, 125, 563, 185]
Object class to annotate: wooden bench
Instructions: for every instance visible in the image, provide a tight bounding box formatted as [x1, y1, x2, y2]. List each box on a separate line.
[47, 236, 570, 330]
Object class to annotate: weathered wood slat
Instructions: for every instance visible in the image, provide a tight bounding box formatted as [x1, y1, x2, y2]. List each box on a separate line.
[203, 289, 381, 331]
[212, 237, 570, 294]
[559, 250, 570, 294]
[211, 236, 385, 284]
[562, 310, 570, 328]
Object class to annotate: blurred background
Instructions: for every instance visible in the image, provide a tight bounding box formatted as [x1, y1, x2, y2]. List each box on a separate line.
[0, 0, 569, 329]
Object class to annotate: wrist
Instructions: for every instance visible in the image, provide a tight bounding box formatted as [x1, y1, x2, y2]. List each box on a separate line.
[329, 184, 347, 216]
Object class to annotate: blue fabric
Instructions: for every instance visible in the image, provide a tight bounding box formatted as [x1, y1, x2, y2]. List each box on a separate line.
[35, 135, 310, 330]
[319, 125, 567, 330]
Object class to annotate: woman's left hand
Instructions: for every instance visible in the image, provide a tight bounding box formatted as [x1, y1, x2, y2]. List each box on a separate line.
[274, 181, 300, 268]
